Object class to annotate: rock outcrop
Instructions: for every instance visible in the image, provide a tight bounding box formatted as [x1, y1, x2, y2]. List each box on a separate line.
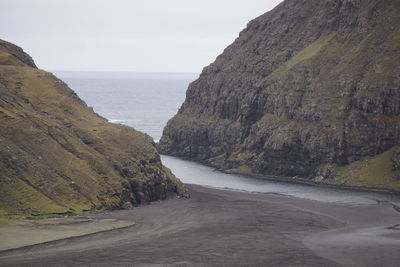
[159, 0, 400, 187]
[0, 40, 186, 217]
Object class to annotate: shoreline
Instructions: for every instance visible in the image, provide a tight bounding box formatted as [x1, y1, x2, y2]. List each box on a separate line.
[161, 153, 400, 195]
[226, 168, 400, 195]
[0, 217, 135, 252]
[1, 184, 399, 266]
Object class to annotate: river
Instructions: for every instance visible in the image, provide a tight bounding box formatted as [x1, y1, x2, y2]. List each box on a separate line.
[57, 71, 400, 207]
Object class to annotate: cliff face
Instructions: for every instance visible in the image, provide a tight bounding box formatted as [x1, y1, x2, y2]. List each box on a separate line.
[159, 0, 400, 186]
[0, 40, 186, 218]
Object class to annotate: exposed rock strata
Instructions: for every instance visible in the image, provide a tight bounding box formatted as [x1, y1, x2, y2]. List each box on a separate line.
[159, 0, 400, 186]
[0, 40, 186, 217]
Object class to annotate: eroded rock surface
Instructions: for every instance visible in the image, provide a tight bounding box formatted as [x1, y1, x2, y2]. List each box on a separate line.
[0, 40, 186, 217]
[159, 0, 400, 184]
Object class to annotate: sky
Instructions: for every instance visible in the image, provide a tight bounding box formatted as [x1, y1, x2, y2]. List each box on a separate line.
[0, 0, 283, 73]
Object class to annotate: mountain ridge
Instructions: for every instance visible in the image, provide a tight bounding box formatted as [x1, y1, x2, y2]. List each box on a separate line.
[159, 0, 400, 189]
[0, 40, 186, 218]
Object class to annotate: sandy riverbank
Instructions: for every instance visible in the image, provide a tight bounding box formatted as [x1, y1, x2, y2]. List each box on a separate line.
[0, 184, 399, 266]
[0, 217, 135, 251]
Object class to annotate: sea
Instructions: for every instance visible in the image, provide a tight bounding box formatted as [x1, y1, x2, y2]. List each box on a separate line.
[55, 71, 197, 142]
[56, 71, 400, 206]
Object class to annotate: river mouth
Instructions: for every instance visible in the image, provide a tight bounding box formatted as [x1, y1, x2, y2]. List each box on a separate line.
[161, 155, 400, 207]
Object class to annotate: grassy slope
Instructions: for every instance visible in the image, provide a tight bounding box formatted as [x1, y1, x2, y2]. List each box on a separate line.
[334, 148, 400, 188]
[272, 32, 337, 76]
[0, 42, 185, 218]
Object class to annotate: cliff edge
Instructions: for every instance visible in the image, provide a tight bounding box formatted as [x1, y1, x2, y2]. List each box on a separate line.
[0, 40, 186, 218]
[159, 0, 400, 189]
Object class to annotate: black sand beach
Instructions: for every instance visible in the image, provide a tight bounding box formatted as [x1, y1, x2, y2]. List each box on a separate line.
[0, 184, 399, 266]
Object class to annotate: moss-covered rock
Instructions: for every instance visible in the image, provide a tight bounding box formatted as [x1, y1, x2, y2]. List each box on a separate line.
[0, 40, 186, 218]
[159, 0, 400, 188]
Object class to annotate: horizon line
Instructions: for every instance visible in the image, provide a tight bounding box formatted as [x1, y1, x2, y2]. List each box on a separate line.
[50, 70, 200, 74]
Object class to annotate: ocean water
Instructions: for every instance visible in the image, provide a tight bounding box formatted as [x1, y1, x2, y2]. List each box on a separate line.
[56, 71, 400, 205]
[55, 71, 198, 141]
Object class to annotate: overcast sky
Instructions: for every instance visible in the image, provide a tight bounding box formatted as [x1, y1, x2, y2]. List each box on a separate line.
[1, 0, 283, 73]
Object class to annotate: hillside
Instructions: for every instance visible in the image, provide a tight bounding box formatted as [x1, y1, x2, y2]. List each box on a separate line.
[159, 0, 400, 189]
[0, 40, 186, 218]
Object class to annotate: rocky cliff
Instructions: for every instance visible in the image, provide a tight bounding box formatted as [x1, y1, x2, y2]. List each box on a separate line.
[159, 0, 400, 188]
[0, 40, 186, 218]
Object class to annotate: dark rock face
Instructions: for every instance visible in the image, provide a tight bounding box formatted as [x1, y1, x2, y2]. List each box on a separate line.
[159, 0, 400, 179]
[0, 40, 37, 68]
[0, 40, 186, 217]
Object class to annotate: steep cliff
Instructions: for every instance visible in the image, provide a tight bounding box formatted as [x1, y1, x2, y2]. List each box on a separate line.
[159, 0, 400, 188]
[0, 40, 186, 218]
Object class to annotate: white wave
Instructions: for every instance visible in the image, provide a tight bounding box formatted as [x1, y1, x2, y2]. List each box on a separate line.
[109, 119, 130, 123]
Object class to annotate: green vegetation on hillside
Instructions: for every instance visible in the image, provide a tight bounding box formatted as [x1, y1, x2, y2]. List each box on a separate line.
[0, 40, 186, 218]
[334, 148, 400, 188]
[159, 0, 400, 190]
[272, 32, 337, 76]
